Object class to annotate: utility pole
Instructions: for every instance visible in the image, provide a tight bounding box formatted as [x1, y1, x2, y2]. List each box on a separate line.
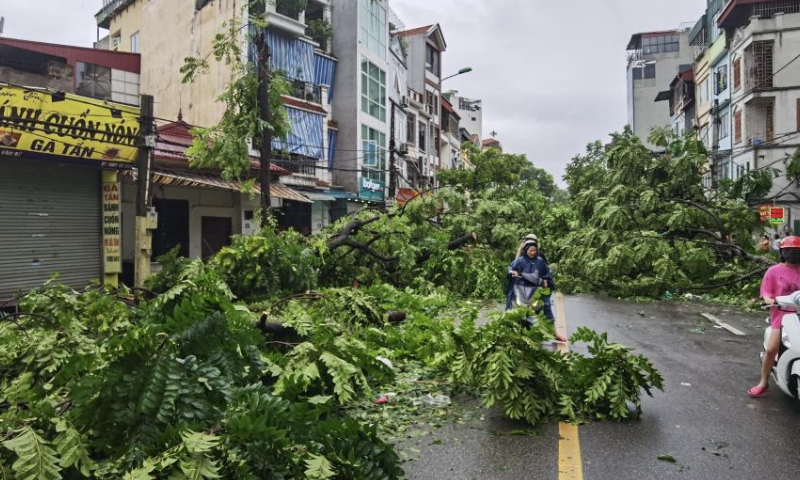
[389, 101, 397, 200]
[255, 31, 272, 227]
[135, 94, 155, 288]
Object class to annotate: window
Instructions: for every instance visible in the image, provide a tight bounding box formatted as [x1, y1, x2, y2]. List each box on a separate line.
[719, 112, 729, 139]
[130, 31, 140, 54]
[733, 58, 742, 91]
[361, 59, 386, 122]
[111, 32, 121, 50]
[714, 65, 728, 94]
[698, 79, 707, 105]
[710, 12, 722, 43]
[406, 113, 416, 144]
[734, 110, 742, 142]
[796, 98, 800, 132]
[360, 0, 386, 60]
[632, 63, 655, 81]
[748, 40, 774, 89]
[76, 62, 112, 100]
[361, 125, 386, 181]
[426, 44, 440, 76]
[644, 63, 656, 79]
[641, 34, 679, 54]
[766, 103, 774, 141]
[418, 121, 426, 151]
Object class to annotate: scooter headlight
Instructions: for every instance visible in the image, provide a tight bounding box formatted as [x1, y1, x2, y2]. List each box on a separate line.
[783, 329, 791, 349]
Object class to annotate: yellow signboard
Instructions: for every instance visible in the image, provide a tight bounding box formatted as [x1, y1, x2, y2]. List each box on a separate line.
[0, 84, 140, 166]
[102, 180, 122, 274]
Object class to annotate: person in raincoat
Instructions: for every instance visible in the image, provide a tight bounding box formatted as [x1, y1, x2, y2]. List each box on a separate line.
[506, 235, 555, 320]
[507, 240, 553, 313]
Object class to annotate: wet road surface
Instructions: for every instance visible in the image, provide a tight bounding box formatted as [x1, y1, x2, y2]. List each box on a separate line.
[398, 295, 800, 479]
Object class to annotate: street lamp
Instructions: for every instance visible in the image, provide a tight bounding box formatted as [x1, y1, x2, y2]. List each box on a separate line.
[441, 67, 473, 82]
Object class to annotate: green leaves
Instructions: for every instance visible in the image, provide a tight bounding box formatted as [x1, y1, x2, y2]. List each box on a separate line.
[304, 454, 336, 480]
[2, 427, 61, 480]
[52, 419, 94, 476]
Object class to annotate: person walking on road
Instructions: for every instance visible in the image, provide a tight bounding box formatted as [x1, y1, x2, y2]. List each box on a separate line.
[748, 236, 800, 397]
[759, 234, 771, 253]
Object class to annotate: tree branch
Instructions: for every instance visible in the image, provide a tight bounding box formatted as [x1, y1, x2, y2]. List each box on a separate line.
[682, 268, 768, 292]
[669, 198, 729, 239]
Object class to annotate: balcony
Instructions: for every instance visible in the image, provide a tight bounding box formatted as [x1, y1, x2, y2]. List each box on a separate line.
[282, 76, 323, 104]
[265, 0, 309, 37]
[95, 0, 136, 29]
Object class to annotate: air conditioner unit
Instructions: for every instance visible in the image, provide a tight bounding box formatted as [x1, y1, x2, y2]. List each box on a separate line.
[400, 96, 409, 108]
[397, 143, 409, 155]
[303, 83, 317, 102]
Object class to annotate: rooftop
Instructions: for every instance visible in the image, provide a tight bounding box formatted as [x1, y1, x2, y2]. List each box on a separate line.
[627, 30, 682, 50]
[0, 36, 140, 73]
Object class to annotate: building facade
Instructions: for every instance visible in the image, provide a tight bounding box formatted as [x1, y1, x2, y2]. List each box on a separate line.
[626, 27, 694, 147]
[0, 39, 141, 300]
[398, 24, 447, 188]
[329, 0, 394, 209]
[720, 0, 800, 230]
[657, 68, 696, 138]
[95, 0, 340, 239]
[450, 92, 483, 146]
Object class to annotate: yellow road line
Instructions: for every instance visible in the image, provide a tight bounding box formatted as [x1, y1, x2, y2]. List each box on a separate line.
[558, 423, 583, 479]
[555, 293, 584, 480]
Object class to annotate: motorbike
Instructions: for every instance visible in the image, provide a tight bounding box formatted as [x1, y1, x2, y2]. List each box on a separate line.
[760, 291, 800, 400]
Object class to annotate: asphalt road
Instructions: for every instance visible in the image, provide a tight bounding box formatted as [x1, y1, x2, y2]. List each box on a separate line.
[398, 295, 800, 480]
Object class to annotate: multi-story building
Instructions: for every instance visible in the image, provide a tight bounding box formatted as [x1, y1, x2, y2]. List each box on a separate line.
[656, 67, 696, 137]
[719, 0, 800, 230]
[450, 92, 483, 146]
[440, 96, 462, 169]
[0, 38, 141, 299]
[94, 0, 340, 241]
[626, 27, 694, 147]
[387, 23, 411, 199]
[688, 0, 732, 188]
[330, 0, 391, 209]
[398, 24, 447, 187]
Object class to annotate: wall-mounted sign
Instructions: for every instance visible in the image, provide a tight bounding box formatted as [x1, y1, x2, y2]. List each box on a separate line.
[0, 85, 139, 167]
[760, 205, 786, 225]
[359, 176, 385, 202]
[102, 181, 122, 274]
[770, 207, 786, 225]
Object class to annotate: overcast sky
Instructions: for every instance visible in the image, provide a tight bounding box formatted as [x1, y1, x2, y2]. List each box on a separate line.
[2, 0, 705, 185]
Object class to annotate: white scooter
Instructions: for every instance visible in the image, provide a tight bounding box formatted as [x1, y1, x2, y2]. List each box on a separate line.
[761, 292, 800, 400]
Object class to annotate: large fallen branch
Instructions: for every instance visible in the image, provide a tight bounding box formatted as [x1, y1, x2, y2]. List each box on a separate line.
[417, 232, 478, 265]
[682, 268, 768, 292]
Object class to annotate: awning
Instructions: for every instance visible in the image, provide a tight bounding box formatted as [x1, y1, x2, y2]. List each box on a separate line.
[129, 168, 312, 203]
[273, 106, 325, 159]
[256, 183, 313, 203]
[151, 169, 242, 190]
[654, 91, 671, 102]
[303, 191, 336, 202]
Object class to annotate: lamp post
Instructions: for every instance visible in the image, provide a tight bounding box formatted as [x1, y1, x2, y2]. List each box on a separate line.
[441, 67, 473, 82]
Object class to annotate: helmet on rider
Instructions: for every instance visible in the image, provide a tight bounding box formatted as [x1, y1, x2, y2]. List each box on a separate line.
[780, 236, 800, 249]
[780, 236, 800, 264]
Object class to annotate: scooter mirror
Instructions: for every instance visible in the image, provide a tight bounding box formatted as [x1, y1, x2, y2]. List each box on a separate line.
[775, 291, 800, 309]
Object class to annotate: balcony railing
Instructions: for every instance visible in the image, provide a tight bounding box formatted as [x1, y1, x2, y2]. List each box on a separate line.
[96, 0, 136, 29]
[276, 0, 304, 20]
[283, 76, 323, 104]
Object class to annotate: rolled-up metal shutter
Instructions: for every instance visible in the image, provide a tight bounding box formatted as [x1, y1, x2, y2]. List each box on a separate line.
[0, 159, 101, 300]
